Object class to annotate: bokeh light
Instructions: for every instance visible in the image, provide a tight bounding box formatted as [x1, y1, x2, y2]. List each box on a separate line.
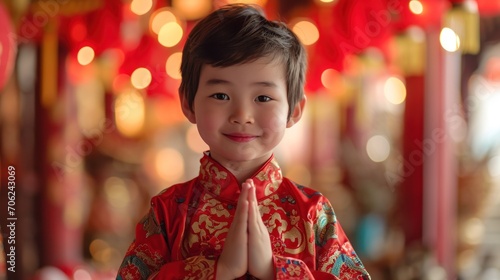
[172, 0, 212, 20]
[226, 0, 268, 6]
[460, 217, 484, 246]
[89, 239, 109, 262]
[166, 52, 183, 80]
[155, 148, 185, 182]
[130, 0, 153, 16]
[321, 68, 342, 90]
[115, 89, 145, 137]
[77, 46, 95, 66]
[73, 269, 92, 280]
[384, 76, 407, 105]
[158, 22, 184, 47]
[131, 67, 152, 89]
[366, 135, 391, 162]
[440, 27, 460, 52]
[89, 238, 119, 264]
[409, 0, 424, 15]
[292, 19, 319, 46]
[75, 79, 105, 137]
[151, 9, 177, 34]
[103, 177, 131, 209]
[35, 267, 69, 280]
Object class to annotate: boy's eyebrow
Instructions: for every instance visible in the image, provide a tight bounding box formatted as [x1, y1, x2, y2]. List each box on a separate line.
[205, 78, 278, 88]
[252, 81, 278, 88]
[205, 78, 231, 85]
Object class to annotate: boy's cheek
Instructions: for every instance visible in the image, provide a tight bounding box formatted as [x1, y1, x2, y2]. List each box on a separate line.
[267, 117, 287, 133]
[263, 108, 288, 132]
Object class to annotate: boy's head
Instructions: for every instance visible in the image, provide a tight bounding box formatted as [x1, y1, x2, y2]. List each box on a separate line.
[179, 4, 307, 119]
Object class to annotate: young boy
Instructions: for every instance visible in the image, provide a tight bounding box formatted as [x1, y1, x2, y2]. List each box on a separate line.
[117, 4, 370, 280]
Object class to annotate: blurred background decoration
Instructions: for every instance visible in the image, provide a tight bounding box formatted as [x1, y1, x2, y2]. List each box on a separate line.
[0, 0, 500, 279]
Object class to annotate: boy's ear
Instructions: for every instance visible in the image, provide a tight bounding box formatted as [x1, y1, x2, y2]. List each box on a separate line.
[180, 94, 196, 124]
[286, 96, 306, 128]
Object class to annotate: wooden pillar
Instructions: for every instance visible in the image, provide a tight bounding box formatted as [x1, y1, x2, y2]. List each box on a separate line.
[423, 27, 458, 278]
[400, 75, 425, 245]
[37, 19, 85, 268]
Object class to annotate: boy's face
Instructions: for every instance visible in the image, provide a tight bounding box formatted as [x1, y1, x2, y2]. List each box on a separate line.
[182, 57, 304, 168]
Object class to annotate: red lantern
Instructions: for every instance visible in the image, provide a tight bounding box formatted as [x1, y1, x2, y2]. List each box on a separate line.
[0, 3, 17, 90]
[476, 0, 500, 16]
[58, 0, 123, 56]
[447, 0, 497, 15]
[305, 0, 393, 92]
[392, 0, 450, 31]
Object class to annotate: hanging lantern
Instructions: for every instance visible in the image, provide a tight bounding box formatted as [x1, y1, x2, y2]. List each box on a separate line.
[444, 0, 480, 54]
[393, 0, 450, 32]
[476, 0, 500, 16]
[171, 0, 212, 21]
[395, 27, 426, 75]
[0, 3, 16, 90]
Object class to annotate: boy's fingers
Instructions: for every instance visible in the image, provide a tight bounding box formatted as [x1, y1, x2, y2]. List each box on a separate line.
[239, 182, 250, 206]
[248, 180, 264, 234]
[249, 179, 257, 201]
[248, 183, 256, 227]
[247, 179, 273, 279]
[219, 182, 249, 279]
[235, 182, 249, 223]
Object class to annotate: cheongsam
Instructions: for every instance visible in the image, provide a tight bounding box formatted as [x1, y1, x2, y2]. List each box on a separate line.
[117, 153, 370, 280]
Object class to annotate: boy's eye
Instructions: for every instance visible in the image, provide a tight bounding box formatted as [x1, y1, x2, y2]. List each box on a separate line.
[211, 93, 229, 100]
[256, 95, 272, 102]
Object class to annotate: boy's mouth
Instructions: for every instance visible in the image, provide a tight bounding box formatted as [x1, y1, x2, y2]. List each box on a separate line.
[223, 133, 257, 142]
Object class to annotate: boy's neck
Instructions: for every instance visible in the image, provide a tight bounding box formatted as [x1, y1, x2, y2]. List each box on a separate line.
[208, 153, 272, 185]
[225, 163, 259, 185]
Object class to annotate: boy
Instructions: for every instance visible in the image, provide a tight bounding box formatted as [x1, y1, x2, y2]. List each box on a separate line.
[117, 4, 370, 280]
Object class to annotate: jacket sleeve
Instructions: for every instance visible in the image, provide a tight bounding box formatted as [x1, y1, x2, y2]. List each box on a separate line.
[272, 196, 370, 280]
[116, 195, 218, 280]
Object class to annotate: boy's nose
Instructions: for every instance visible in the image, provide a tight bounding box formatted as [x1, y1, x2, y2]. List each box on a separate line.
[229, 104, 254, 124]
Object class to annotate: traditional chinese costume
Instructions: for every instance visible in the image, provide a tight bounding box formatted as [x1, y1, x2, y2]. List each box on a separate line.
[117, 153, 370, 279]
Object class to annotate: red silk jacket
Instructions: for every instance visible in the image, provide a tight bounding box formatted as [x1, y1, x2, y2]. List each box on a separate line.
[117, 153, 370, 280]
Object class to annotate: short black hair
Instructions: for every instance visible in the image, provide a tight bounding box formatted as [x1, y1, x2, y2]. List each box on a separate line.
[179, 4, 307, 119]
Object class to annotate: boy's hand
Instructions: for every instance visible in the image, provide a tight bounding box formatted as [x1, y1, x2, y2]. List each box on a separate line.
[217, 181, 250, 280]
[247, 179, 274, 280]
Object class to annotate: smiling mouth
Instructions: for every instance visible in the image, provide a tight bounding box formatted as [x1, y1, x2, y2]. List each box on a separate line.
[224, 134, 257, 142]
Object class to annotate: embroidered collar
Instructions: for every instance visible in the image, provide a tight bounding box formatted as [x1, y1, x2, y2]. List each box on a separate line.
[198, 152, 283, 201]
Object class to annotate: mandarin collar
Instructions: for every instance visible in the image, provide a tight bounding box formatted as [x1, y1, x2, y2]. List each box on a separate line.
[198, 152, 283, 201]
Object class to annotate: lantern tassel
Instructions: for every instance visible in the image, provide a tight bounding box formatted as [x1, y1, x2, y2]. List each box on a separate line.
[444, 0, 480, 54]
